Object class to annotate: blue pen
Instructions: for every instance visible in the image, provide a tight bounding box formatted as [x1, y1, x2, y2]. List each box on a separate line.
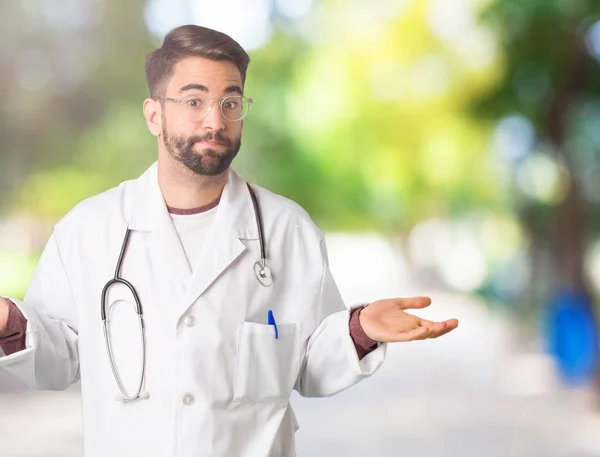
[267, 310, 279, 339]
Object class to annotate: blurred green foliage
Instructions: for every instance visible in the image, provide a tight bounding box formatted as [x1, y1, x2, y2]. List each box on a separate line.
[476, 0, 600, 303]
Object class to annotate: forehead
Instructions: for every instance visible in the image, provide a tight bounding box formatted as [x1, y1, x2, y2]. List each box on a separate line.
[166, 56, 242, 94]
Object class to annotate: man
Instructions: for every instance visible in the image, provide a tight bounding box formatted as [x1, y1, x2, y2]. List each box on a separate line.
[0, 25, 458, 456]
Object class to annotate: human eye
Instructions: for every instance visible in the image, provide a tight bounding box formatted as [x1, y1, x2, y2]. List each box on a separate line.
[222, 100, 238, 110]
[186, 98, 205, 108]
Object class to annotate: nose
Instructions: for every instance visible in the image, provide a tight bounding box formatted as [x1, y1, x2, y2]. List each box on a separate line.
[201, 101, 225, 132]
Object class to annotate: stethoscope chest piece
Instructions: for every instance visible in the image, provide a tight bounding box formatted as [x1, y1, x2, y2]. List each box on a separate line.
[254, 261, 273, 287]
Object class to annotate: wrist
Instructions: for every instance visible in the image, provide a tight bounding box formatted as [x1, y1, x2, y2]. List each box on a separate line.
[0, 297, 9, 333]
[354, 305, 378, 346]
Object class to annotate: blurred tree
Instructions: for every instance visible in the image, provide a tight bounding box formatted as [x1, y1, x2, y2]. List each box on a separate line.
[0, 0, 153, 221]
[258, 0, 507, 235]
[475, 0, 600, 390]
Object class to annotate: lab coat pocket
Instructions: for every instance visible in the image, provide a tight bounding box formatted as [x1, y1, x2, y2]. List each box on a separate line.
[234, 322, 299, 404]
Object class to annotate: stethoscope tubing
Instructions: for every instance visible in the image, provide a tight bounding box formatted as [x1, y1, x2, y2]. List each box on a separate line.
[101, 182, 271, 401]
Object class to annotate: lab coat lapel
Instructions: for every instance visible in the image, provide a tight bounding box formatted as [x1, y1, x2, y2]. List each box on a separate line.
[180, 169, 258, 317]
[129, 163, 192, 300]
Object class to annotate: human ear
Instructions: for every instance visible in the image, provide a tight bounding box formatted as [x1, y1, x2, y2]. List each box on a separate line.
[143, 98, 162, 136]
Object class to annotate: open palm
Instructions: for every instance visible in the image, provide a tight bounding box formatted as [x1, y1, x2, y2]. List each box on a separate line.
[359, 296, 459, 343]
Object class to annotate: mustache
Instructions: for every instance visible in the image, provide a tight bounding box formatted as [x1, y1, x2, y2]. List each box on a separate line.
[188, 133, 229, 146]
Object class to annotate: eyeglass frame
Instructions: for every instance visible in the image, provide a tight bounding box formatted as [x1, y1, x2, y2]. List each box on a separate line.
[155, 94, 254, 122]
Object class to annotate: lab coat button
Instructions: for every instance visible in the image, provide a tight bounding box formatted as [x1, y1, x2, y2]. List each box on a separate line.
[183, 315, 197, 327]
[182, 394, 195, 406]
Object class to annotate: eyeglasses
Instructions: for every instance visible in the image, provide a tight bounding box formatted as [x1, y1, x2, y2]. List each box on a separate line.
[156, 95, 254, 122]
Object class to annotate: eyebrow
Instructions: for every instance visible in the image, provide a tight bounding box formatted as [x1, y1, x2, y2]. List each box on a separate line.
[179, 84, 243, 95]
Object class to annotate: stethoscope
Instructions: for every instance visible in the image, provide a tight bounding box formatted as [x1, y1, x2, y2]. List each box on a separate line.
[101, 183, 271, 401]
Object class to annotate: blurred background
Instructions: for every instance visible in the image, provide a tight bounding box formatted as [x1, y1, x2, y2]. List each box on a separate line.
[1, 0, 600, 455]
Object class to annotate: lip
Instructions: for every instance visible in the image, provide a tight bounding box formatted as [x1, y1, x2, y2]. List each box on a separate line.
[197, 140, 223, 146]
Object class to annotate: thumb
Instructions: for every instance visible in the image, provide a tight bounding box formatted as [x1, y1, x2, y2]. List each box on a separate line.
[396, 296, 432, 310]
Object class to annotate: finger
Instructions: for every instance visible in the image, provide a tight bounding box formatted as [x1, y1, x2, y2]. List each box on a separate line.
[409, 323, 436, 341]
[398, 319, 459, 342]
[396, 296, 432, 311]
[420, 318, 458, 330]
[414, 321, 447, 339]
[427, 320, 459, 339]
[394, 325, 429, 342]
[429, 326, 455, 339]
[419, 318, 438, 327]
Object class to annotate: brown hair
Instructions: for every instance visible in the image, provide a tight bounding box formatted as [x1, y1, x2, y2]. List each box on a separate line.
[145, 25, 250, 97]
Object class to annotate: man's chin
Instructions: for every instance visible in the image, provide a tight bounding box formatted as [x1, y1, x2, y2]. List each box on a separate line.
[179, 154, 230, 176]
[190, 149, 228, 166]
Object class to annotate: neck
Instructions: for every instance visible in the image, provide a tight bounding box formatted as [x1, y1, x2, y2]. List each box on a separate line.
[157, 159, 229, 210]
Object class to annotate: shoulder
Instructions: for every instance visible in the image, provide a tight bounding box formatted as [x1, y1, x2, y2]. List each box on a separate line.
[247, 181, 324, 243]
[243, 178, 331, 265]
[52, 177, 135, 238]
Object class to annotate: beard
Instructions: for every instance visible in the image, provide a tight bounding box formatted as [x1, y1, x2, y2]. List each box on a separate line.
[162, 127, 241, 177]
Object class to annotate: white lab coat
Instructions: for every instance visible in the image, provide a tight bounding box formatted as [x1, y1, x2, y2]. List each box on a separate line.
[0, 162, 386, 457]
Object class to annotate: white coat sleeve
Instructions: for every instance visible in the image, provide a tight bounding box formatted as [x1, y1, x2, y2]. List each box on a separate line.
[294, 237, 387, 398]
[0, 233, 79, 390]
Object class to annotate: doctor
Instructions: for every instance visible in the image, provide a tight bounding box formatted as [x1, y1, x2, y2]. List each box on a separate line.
[0, 25, 458, 457]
